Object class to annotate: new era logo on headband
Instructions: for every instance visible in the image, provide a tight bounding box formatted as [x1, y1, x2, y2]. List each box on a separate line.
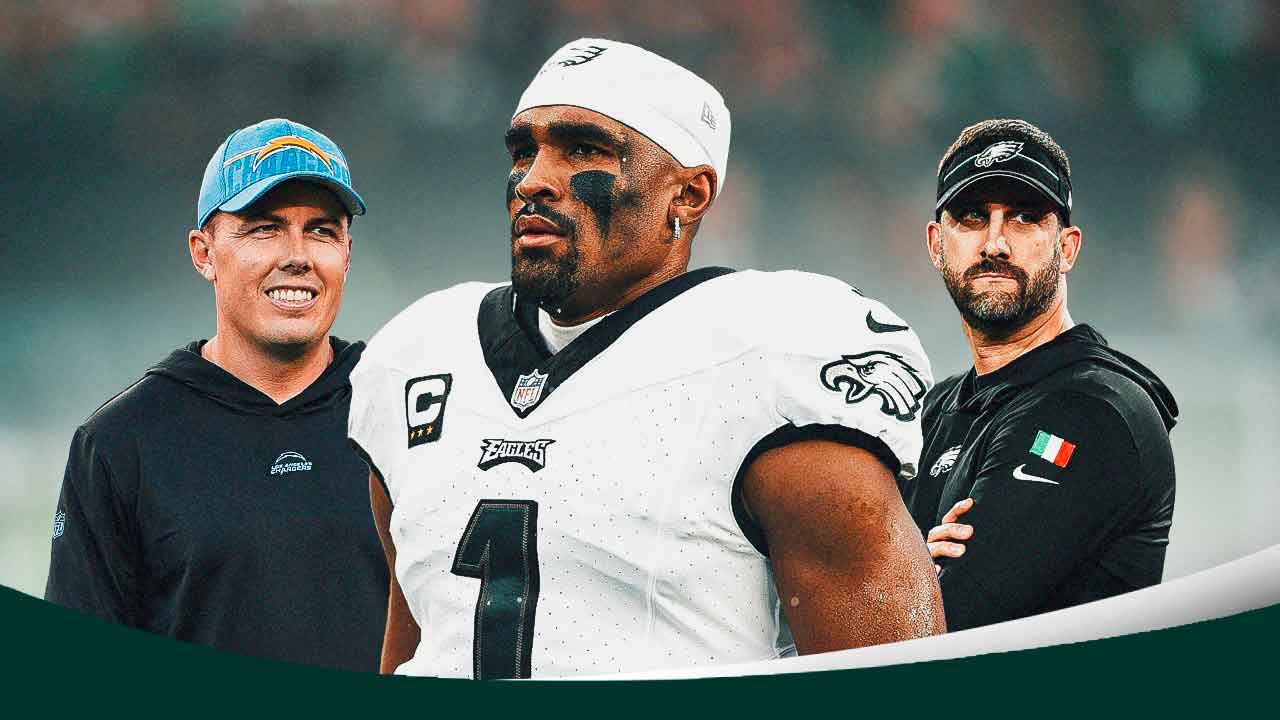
[700, 101, 717, 130]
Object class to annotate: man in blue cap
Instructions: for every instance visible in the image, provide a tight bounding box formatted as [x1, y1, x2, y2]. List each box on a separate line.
[44, 119, 388, 671]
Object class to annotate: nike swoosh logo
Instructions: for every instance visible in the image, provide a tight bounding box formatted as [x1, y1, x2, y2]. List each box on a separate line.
[866, 311, 909, 334]
[1012, 464, 1059, 485]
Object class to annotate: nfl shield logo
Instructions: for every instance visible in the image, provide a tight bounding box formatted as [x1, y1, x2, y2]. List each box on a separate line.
[53, 510, 66, 539]
[510, 370, 549, 412]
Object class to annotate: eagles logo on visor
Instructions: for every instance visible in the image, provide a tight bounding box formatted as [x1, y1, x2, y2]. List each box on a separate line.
[974, 141, 1023, 167]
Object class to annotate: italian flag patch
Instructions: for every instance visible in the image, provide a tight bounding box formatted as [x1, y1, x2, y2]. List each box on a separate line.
[1030, 430, 1076, 468]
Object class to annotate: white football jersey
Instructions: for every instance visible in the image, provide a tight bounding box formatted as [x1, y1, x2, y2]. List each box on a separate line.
[348, 268, 932, 678]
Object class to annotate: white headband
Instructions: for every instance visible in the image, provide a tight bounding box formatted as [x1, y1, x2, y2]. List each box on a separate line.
[513, 38, 731, 196]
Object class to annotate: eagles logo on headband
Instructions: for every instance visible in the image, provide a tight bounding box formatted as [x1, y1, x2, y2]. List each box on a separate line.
[936, 136, 1072, 224]
[514, 38, 732, 196]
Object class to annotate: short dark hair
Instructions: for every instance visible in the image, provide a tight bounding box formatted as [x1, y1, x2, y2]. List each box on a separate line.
[938, 118, 1071, 183]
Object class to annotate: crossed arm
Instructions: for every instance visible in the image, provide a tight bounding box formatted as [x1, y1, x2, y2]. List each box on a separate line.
[923, 393, 1150, 630]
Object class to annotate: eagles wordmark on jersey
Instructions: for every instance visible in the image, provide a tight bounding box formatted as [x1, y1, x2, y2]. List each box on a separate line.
[349, 268, 933, 678]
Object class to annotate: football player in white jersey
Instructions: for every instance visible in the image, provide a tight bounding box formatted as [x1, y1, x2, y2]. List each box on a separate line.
[349, 38, 944, 679]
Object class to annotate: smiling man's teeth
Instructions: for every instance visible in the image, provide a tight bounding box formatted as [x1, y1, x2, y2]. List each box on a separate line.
[268, 289, 314, 302]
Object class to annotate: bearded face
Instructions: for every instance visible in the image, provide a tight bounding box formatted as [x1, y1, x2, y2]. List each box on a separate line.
[510, 199, 582, 311]
[504, 106, 679, 321]
[940, 242, 1061, 337]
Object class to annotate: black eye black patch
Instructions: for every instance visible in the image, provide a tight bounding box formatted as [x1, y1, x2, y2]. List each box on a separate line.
[506, 171, 527, 206]
[570, 170, 617, 234]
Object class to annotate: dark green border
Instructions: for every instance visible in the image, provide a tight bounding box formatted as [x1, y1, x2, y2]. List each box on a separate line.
[4, 583, 1269, 712]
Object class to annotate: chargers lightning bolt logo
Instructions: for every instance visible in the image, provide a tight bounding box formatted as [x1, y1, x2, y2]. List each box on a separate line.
[223, 136, 340, 172]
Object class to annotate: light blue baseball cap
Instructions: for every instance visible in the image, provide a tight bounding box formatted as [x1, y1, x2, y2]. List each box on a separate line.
[196, 118, 366, 228]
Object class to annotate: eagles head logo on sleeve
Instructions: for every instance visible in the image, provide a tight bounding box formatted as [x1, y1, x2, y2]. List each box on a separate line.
[820, 351, 927, 422]
[973, 140, 1023, 168]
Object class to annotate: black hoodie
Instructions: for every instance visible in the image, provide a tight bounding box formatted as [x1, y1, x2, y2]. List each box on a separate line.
[904, 324, 1178, 631]
[45, 338, 388, 671]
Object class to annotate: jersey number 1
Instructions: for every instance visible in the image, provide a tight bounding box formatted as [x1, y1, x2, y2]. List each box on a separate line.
[451, 499, 540, 679]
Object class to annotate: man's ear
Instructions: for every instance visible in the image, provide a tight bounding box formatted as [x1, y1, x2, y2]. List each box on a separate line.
[189, 228, 216, 283]
[1058, 224, 1082, 274]
[671, 166, 716, 231]
[926, 221, 945, 270]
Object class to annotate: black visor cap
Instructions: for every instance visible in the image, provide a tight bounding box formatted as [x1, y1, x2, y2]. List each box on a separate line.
[936, 138, 1071, 225]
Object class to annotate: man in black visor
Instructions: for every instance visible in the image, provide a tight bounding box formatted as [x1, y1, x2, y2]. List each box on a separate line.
[906, 118, 1179, 631]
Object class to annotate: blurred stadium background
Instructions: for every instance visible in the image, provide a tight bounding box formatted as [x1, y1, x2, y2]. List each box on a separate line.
[2, 0, 1277, 597]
